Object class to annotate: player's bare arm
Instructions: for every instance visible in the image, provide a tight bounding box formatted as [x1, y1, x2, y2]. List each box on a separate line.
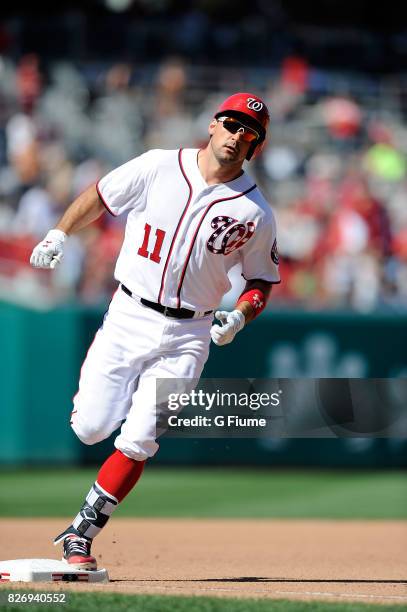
[56, 184, 106, 236]
[30, 185, 106, 269]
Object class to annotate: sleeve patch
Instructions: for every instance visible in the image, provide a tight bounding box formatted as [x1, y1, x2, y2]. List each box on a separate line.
[271, 238, 279, 265]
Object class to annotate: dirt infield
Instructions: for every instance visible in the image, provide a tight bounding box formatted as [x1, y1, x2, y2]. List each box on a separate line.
[1, 519, 406, 605]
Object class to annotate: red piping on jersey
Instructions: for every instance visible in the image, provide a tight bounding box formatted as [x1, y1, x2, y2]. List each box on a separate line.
[96, 181, 118, 217]
[157, 148, 193, 304]
[176, 184, 257, 308]
[242, 274, 281, 285]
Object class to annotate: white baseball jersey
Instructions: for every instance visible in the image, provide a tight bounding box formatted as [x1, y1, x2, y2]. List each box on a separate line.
[97, 148, 280, 311]
[72, 148, 280, 461]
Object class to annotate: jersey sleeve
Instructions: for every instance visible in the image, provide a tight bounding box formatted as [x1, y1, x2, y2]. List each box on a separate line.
[239, 211, 281, 284]
[96, 151, 155, 216]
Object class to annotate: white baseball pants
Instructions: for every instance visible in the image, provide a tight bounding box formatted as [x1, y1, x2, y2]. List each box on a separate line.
[71, 287, 212, 460]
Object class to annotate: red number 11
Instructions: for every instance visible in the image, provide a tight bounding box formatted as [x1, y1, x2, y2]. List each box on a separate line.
[138, 223, 166, 263]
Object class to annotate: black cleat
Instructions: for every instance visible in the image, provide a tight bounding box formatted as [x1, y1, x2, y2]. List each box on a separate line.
[58, 532, 97, 571]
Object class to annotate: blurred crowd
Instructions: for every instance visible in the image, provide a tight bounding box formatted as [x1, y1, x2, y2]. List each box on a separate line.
[0, 54, 406, 310]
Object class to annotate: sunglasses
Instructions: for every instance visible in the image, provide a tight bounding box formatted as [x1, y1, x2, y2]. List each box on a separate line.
[217, 116, 259, 143]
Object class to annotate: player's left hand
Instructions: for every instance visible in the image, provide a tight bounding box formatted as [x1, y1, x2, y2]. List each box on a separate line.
[210, 310, 245, 346]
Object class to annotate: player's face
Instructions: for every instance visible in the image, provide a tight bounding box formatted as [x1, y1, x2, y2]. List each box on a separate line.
[208, 117, 256, 165]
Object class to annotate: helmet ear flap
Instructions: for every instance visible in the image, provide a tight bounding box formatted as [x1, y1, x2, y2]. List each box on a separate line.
[246, 140, 266, 161]
[246, 142, 256, 161]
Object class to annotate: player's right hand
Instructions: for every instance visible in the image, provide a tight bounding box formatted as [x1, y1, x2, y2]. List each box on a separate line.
[30, 229, 67, 269]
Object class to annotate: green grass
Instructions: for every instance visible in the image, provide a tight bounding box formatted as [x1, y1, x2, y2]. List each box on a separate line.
[1, 468, 406, 519]
[0, 592, 406, 612]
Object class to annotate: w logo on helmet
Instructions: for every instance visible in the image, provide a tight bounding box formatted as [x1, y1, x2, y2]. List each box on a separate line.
[247, 98, 263, 112]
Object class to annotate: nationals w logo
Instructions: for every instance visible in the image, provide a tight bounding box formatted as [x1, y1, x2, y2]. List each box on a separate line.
[247, 97, 263, 111]
[207, 216, 255, 255]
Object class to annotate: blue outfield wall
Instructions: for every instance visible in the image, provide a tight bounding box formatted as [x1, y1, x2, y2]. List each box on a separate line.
[1, 300, 406, 466]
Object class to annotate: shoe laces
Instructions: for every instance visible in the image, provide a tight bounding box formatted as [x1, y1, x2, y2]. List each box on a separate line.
[64, 536, 91, 556]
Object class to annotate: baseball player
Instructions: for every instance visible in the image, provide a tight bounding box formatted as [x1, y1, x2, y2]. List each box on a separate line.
[30, 93, 280, 569]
